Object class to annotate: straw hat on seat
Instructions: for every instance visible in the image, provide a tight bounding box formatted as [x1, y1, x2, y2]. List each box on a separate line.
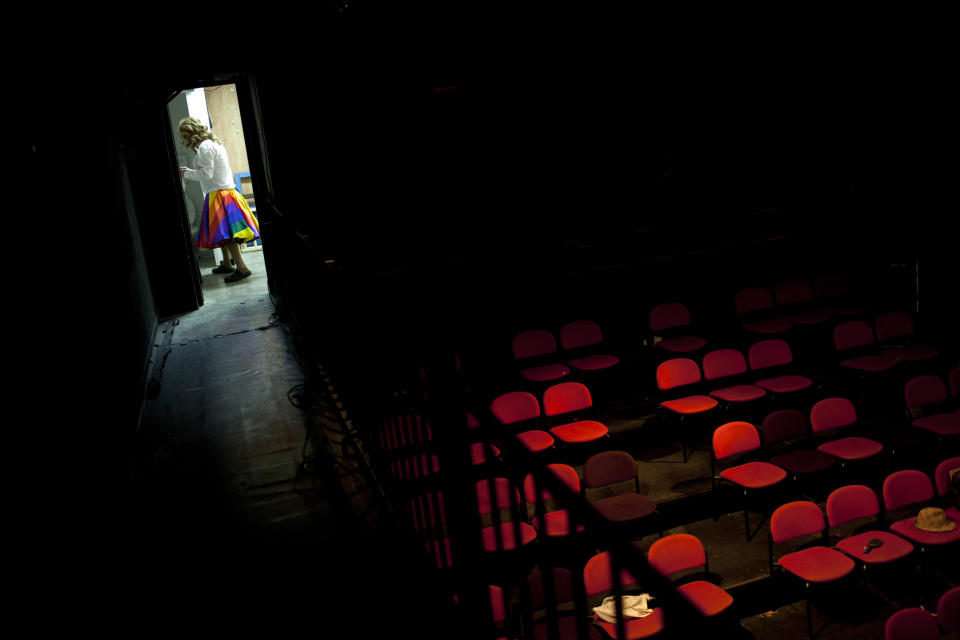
[914, 507, 957, 533]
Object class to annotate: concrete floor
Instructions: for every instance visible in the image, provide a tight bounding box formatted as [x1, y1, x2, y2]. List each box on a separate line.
[133, 246, 458, 637]
[130, 245, 959, 639]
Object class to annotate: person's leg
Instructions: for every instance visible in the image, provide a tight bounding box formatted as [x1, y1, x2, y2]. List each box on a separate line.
[212, 247, 233, 273]
[224, 241, 251, 275]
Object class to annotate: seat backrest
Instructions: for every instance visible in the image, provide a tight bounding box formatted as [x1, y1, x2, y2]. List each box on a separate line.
[380, 417, 398, 452]
[904, 375, 948, 409]
[833, 320, 875, 351]
[513, 329, 559, 360]
[937, 586, 960, 633]
[524, 463, 581, 503]
[583, 551, 640, 596]
[383, 413, 432, 450]
[950, 366, 960, 397]
[761, 409, 810, 445]
[883, 470, 934, 512]
[775, 279, 814, 306]
[647, 533, 706, 576]
[702, 348, 748, 381]
[475, 477, 521, 515]
[491, 391, 541, 424]
[583, 450, 638, 489]
[770, 500, 825, 544]
[488, 584, 508, 624]
[814, 274, 850, 298]
[826, 484, 880, 527]
[426, 537, 454, 570]
[649, 302, 692, 332]
[392, 452, 440, 481]
[712, 421, 761, 460]
[470, 442, 500, 466]
[884, 607, 940, 640]
[934, 457, 960, 497]
[875, 311, 915, 341]
[748, 339, 794, 371]
[735, 286, 774, 315]
[560, 320, 604, 350]
[543, 382, 592, 416]
[810, 397, 857, 434]
[656, 358, 702, 391]
[411, 491, 446, 531]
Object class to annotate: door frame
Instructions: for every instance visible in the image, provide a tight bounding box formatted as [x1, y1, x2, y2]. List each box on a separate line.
[162, 71, 277, 310]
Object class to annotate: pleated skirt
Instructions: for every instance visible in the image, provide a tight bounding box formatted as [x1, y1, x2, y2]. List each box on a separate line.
[195, 189, 261, 249]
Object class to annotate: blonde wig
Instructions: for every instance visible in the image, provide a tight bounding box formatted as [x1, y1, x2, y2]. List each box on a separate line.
[178, 116, 221, 150]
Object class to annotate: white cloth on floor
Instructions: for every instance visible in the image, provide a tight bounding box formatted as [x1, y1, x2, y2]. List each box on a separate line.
[593, 594, 655, 623]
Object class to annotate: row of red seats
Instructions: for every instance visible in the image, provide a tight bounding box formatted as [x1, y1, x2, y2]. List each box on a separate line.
[473, 456, 960, 640]
[484, 534, 737, 640]
[504, 274, 863, 385]
[511, 321, 620, 385]
[769, 460, 960, 639]
[649, 274, 863, 351]
[654, 334, 949, 420]
[376, 362, 957, 500]
[412, 450, 659, 559]
[377, 372, 956, 543]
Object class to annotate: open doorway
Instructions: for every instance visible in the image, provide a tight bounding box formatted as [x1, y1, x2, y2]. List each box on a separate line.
[167, 82, 269, 308]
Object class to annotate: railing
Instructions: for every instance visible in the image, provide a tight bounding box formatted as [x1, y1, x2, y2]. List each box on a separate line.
[368, 353, 700, 640]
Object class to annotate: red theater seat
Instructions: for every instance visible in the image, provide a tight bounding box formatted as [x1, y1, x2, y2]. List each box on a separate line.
[883, 470, 960, 548]
[770, 500, 856, 639]
[904, 375, 960, 438]
[875, 311, 939, 362]
[526, 568, 604, 640]
[736, 286, 793, 335]
[490, 391, 556, 454]
[938, 586, 960, 634]
[934, 457, 960, 523]
[833, 321, 898, 372]
[560, 320, 621, 372]
[775, 279, 832, 325]
[748, 339, 814, 395]
[583, 551, 666, 639]
[523, 464, 586, 538]
[475, 477, 538, 553]
[702, 348, 767, 405]
[762, 409, 836, 478]
[810, 397, 883, 463]
[647, 534, 734, 618]
[543, 382, 609, 445]
[713, 421, 787, 540]
[885, 607, 940, 640]
[656, 358, 718, 414]
[826, 484, 914, 565]
[513, 329, 571, 383]
[649, 302, 708, 354]
[583, 451, 658, 538]
[656, 358, 719, 462]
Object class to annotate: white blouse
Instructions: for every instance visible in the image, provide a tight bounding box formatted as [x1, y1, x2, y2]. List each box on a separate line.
[182, 139, 236, 196]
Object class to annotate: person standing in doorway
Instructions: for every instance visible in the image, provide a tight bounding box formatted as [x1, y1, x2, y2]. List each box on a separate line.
[178, 116, 260, 282]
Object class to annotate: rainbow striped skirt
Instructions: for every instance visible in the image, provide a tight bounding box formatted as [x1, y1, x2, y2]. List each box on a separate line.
[195, 189, 261, 249]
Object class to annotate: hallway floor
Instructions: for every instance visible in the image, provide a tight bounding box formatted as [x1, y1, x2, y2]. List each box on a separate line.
[132, 247, 457, 636]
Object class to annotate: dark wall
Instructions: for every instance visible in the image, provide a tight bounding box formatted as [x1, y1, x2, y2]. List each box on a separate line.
[239, 34, 953, 381]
